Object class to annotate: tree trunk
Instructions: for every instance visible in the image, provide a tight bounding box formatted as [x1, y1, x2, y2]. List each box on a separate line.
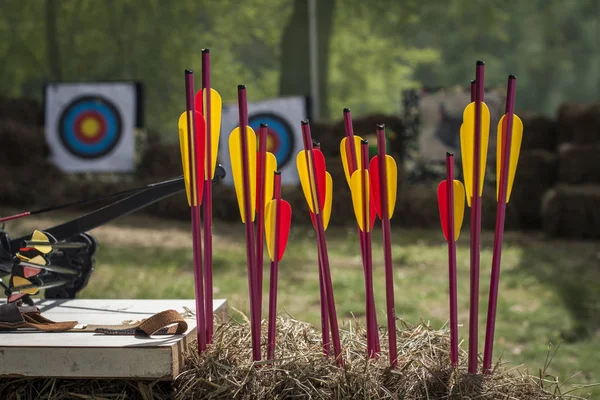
[46, 0, 62, 81]
[279, 0, 335, 120]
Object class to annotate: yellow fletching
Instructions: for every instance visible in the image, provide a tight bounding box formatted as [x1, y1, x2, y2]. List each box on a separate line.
[453, 180, 466, 241]
[461, 102, 490, 199]
[323, 172, 333, 230]
[31, 230, 52, 254]
[13, 276, 37, 295]
[350, 170, 371, 232]
[262, 152, 277, 207]
[340, 136, 363, 188]
[496, 114, 523, 203]
[384, 155, 398, 218]
[178, 111, 199, 207]
[29, 255, 47, 266]
[203, 88, 222, 179]
[229, 126, 257, 223]
[265, 199, 276, 261]
[460, 123, 472, 207]
[296, 151, 316, 213]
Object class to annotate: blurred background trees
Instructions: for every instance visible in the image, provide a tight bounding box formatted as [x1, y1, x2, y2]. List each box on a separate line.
[0, 0, 598, 136]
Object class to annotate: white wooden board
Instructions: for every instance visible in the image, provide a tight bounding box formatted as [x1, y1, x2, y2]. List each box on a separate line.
[0, 298, 227, 380]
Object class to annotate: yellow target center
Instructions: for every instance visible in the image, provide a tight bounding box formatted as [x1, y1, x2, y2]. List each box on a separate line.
[81, 117, 101, 138]
[266, 135, 275, 151]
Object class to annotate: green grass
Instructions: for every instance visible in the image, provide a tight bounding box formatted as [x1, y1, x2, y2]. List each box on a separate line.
[5, 211, 599, 395]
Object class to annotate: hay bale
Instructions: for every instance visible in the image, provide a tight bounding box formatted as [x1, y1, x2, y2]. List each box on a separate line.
[557, 143, 600, 184]
[520, 112, 558, 151]
[0, 119, 49, 167]
[557, 102, 600, 144]
[509, 150, 558, 229]
[541, 184, 600, 239]
[0, 318, 574, 399]
[136, 142, 182, 179]
[0, 97, 43, 126]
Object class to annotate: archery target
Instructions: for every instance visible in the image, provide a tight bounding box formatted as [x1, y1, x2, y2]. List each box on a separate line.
[45, 82, 138, 172]
[58, 96, 122, 159]
[220, 96, 306, 186]
[248, 113, 295, 169]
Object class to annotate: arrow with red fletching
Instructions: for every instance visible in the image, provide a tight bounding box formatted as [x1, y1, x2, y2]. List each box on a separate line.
[369, 124, 398, 367]
[437, 153, 465, 367]
[265, 171, 292, 361]
[178, 70, 207, 353]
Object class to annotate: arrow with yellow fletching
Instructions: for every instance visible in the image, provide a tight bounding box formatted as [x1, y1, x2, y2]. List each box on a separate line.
[496, 114, 523, 203]
[229, 126, 257, 223]
[296, 149, 326, 215]
[484, 75, 522, 374]
[460, 102, 490, 207]
[349, 170, 376, 233]
[340, 136, 363, 187]
[196, 88, 222, 180]
[437, 179, 466, 242]
[369, 155, 397, 220]
[178, 110, 206, 207]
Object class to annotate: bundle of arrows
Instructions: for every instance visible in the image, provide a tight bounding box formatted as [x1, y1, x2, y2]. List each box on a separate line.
[0, 56, 522, 374]
[437, 61, 523, 373]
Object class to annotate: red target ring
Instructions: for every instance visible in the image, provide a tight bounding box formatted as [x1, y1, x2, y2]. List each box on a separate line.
[73, 111, 107, 144]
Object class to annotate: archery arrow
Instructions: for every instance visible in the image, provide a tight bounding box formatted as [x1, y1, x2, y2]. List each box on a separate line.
[296, 121, 343, 365]
[179, 69, 207, 353]
[341, 110, 379, 355]
[256, 124, 277, 323]
[349, 140, 378, 357]
[369, 124, 398, 366]
[265, 171, 292, 361]
[196, 49, 223, 344]
[229, 84, 261, 362]
[309, 143, 332, 356]
[483, 75, 522, 374]
[437, 152, 466, 367]
[460, 61, 490, 374]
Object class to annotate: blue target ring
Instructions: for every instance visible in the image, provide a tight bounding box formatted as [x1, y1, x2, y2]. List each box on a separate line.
[248, 113, 295, 169]
[58, 96, 123, 159]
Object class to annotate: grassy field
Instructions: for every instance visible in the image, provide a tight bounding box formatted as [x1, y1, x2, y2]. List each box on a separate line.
[5, 210, 599, 395]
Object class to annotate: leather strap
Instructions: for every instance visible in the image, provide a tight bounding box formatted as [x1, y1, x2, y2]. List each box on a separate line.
[0, 303, 187, 335]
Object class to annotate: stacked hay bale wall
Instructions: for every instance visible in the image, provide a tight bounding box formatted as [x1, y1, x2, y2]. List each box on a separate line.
[541, 103, 600, 239]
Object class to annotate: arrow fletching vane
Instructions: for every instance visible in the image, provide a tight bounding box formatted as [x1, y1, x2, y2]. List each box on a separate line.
[369, 155, 398, 219]
[257, 152, 277, 211]
[461, 102, 491, 202]
[196, 88, 222, 179]
[178, 110, 206, 206]
[496, 114, 523, 203]
[340, 136, 363, 187]
[265, 199, 292, 262]
[229, 126, 257, 223]
[31, 230, 52, 254]
[437, 180, 466, 241]
[323, 172, 333, 230]
[350, 170, 376, 232]
[296, 149, 326, 214]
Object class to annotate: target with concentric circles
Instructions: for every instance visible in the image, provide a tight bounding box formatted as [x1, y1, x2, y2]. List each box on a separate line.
[58, 96, 123, 159]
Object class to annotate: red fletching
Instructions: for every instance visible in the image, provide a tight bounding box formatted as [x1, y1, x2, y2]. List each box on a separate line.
[195, 90, 203, 116]
[437, 181, 450, 241]
[193, 111, 206, 204]
[275, 200, 292, 262]
[23, 267, 40, 279]
[313, 149, 327, 211]
[370, 156, 383, 219]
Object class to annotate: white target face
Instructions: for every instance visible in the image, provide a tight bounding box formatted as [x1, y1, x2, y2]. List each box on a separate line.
[45, 82, 138, 172]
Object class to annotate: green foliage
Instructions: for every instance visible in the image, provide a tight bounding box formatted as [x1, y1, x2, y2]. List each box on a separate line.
[0, 0, 596, 134]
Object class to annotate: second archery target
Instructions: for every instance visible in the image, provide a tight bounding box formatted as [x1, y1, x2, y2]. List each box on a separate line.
[248, 113, 295, 169]
[220, 96, 307, 186]
[45, 82, 140, 172]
